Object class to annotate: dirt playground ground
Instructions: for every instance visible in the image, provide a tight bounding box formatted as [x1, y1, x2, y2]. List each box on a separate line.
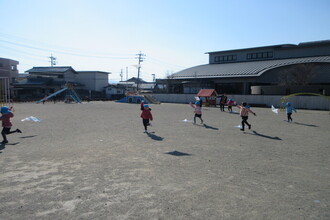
[0, 101, 329, 220]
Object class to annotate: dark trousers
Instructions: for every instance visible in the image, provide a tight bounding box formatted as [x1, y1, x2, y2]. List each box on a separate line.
[241, 116, 250, 130]
[142, 119, 150, 130]
[287, 113, 292, 122]
[220, 104, 225, 111]
[194, 114, 203, 124]
[2, 127, 17, 141]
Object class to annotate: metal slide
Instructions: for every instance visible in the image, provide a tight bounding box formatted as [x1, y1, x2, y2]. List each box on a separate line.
[36, 87, 68, 103]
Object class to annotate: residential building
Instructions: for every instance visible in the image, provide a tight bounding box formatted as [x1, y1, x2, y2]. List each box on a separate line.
[14, 66, 110, 100]
[0, 57, 19, 83]
[0, 57, 19, 100]
[76, 71, 110, 92]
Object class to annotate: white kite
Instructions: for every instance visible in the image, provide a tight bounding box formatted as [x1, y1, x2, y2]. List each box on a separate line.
[21, 116, 41, 122]
[271, 105, 278, 114]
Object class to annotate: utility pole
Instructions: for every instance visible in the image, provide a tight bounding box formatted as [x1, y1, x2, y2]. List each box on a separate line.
[120, 69, 123, 81]
[49, 54, 57, 67]
[126, 66, 128, 81]
[135, 51, 146, 92]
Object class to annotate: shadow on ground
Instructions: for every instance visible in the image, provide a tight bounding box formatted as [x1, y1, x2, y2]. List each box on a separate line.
[245, 130, 282, 140]
[20, 135, 37, 139]
[294, 122, 318, 127]
[0, 143, 5, 151]
[147, 132, 164, 141]
[203, 124, 219, 130]
[165, 151, 192, 156]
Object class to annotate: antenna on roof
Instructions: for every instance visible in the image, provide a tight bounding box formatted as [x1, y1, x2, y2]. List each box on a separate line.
[49, 54, 57, 67]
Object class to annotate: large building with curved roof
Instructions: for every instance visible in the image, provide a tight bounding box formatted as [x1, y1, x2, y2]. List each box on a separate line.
[169, 40, 330, 95]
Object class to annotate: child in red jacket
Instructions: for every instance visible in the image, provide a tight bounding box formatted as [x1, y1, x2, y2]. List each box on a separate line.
[140, 104, 153, 133]
[0, 106, 22, 144]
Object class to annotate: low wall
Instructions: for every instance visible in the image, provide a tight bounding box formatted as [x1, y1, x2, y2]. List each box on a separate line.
[152, 94, 330, 110]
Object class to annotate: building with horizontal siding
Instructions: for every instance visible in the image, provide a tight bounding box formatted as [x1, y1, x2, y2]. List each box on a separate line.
[170, 40, 330, 95]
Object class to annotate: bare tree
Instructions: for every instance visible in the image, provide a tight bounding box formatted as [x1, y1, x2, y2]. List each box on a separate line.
[165, 70, 174, 93]
[278, 63, 316, 86]
[278, 68, 293, 86]
[291, 63, 316, 85]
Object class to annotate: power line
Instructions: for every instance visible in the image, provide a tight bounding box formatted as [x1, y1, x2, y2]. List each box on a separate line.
[0, 39, 135, 60]
[0, 32, 135, 57]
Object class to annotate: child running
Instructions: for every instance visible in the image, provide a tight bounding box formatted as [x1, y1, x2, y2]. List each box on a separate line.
[140, 104, 153, 133]
[0, 106, 22, 144]
[190, 101, 203, 124]
[284, 102, 297, 122]
[227, 99, 235, 113]
[236, 102, 256, 131]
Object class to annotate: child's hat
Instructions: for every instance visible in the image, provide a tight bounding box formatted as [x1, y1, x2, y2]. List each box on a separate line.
[286, 102, 291, 106]
[1, 106, 10, 114]
[144, 104, 149, 108]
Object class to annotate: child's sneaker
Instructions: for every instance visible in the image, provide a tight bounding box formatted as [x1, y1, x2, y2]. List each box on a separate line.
[144, 130, 148, 133]
[16, 129, 22, 133]
[248, 125, 251, 130]
[240, 129, 244, 131]
[1, 140, 8, 144]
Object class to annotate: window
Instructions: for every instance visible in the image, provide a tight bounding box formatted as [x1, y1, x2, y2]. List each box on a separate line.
[214, 54, 237, 63]
[11, 65, 17, 71]
[247, 51, 273, 60]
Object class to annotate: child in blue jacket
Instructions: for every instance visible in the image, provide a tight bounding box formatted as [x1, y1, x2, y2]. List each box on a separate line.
[284, 102, 297, 122]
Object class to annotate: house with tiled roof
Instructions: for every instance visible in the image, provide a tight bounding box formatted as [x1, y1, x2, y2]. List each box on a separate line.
[14, 66, 110, 100]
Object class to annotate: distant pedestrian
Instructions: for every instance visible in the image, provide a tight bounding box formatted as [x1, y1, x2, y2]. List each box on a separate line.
[236, 102, 256, 131]
[141, 104, 153, 133]
[190, 101, 203, 124]
[283, 102, 297, 122]
[219, 94, 227, 111]
[0, 106, 22, 144]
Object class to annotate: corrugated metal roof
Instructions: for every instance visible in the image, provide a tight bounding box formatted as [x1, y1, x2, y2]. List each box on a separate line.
[26, 66, 75, 74]
[77, 71, 110, 75]
[172, 56, 330, 79]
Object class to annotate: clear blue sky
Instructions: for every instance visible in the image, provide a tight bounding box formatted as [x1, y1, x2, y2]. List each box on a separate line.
[1, 0, 329, 82]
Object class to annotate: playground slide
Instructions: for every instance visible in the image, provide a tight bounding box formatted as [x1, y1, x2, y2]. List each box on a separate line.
[36, 87, 68, 103]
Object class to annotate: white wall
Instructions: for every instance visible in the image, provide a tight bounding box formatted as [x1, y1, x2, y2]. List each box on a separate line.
[151, 94, 330, 110]
[76, 72, 108, 92]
